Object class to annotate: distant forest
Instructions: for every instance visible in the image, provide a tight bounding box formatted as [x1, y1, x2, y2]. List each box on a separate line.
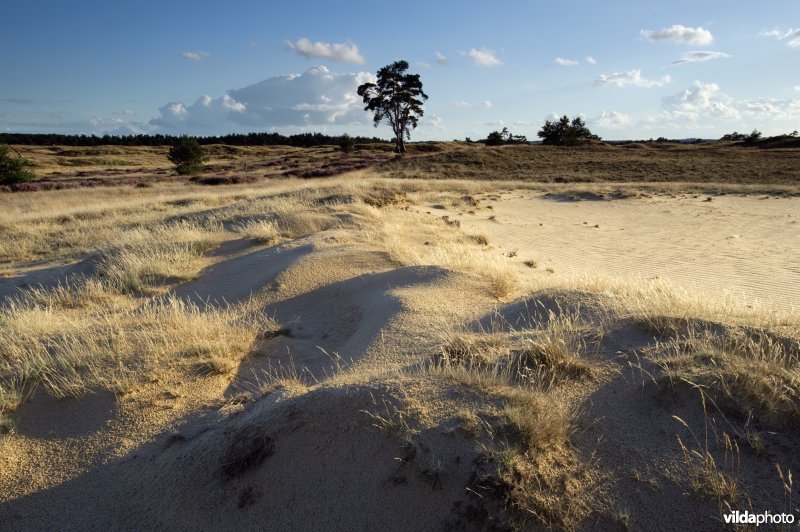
[0, 132, 389, 147]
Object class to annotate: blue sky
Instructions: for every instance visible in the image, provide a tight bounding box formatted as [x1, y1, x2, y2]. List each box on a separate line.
[1, 0, 798, 140]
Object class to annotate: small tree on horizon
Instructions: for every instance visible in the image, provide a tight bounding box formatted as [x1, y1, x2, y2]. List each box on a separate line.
[338, 133, 355, 154]
[537, 115, 600, 146]
[357, 60, 428, 154]
[0, 145, 36, 185]
[168, 136, 205, 175]
[485, 127, 527, 146]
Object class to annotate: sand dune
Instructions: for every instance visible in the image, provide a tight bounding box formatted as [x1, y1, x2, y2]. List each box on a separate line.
[446, 192, 800, 312]
[2, 180, 798, 530]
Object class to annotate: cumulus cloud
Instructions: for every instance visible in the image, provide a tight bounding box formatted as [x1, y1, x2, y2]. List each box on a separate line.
[759, 28, 800, 48]
[672, 51, 731, 65]
[466, 48, 503, 67]
[646, 81, 800, 131]
[641, 25, 713, 45]
[150, 66, 375, 133]
[594, 69, 671, 88]
[662, 81, 740, 120]
[435, 52, 449, 64]
[585, 56, 597, 65]
[555, 57, 578, 66]
[285, 38, 365, 64]
[483, 100, 493, 108]
[594, 111, 632, 129]
[423, 114, 445, 130]
[795, 85, 800, 91]
[181, 51, 210, 61]
[739, 97, 800, 120]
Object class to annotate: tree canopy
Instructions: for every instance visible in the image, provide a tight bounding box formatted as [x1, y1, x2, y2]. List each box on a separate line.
[537, 115, 600, 146]
[0, 145, 35, 185]
[485, 127, 528, 146]
[168, 136, 205, 175]
[357, 60, 428, 154]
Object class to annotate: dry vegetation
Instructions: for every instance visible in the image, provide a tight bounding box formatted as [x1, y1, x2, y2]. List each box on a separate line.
[1, 144, 798, 529]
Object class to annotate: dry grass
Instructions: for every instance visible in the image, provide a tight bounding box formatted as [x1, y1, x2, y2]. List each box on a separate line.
[0, 279, 281, 415]
[420, 311, 605, 529]
[1, 168, 798, 529]
[378, 142, 800, 187]
[652, 328, 800, 425]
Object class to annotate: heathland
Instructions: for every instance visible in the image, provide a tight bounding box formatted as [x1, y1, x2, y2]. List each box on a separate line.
[1, 141, 798, 530]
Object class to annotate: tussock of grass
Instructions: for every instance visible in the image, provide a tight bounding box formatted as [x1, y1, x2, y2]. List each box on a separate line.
[439, 310, 603, 387]
[0, 281, 281, 409]
[418, 313, 605, 529]
[654, 328, 800, 425]
[234, 220, 281, 244]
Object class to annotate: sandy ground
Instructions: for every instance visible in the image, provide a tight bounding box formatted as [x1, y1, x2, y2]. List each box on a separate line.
[2, 186, 798, 530]
[437, 192, 800, 313]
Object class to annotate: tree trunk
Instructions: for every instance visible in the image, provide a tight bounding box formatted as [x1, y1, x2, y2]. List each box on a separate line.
[396, 135, 406, 154]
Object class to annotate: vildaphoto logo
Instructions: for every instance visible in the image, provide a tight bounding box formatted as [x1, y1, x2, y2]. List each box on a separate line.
[723, 510, 796, 526]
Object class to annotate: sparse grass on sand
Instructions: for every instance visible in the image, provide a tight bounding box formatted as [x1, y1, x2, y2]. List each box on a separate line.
[1, 172, 799, 530]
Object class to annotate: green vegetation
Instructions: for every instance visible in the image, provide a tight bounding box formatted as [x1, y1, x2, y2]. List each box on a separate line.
[168, 136, 205, 175]
[357, 60, 428, 154]
[485, 127, 528, 146]
[0, 145, 36, 185]
[338, 133, 355, 154]
[537, 115, 600, 146]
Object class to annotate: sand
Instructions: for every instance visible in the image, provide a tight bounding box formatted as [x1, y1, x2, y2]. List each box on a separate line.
[439, 191, 800, 313]
[1, 186, 798, 530]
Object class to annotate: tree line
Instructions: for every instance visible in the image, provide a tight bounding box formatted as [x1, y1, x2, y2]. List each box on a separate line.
[0, 131, 389, 148]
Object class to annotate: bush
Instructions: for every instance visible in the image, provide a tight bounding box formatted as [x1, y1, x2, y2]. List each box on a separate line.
[338, 133, 355, 154]
[168, 136, 205, 175]
[485, 127, 528, 146]
[0, 145, 36, 185]
[537, 115, 600, 146]
[745, 129, 762, 143]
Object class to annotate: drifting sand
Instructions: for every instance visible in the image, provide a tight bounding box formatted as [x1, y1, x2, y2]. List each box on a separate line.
[2, 185, 798, 530]
[442, 192, 800, 313]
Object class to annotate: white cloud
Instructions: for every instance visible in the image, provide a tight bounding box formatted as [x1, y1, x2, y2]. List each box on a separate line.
[672, 51, 731, 64]
[466, 48, 503, 67]
[795, 85, 800, 91]
[453, 101, 472, 108]
[435, 52, 449, 64]
[759, 28, 800, 48]
[594, 69, 671, 88]
[641, 25, 713, 45]
[181, 51, 210, 61]
[285, 38, 365, 64]
[645, 81, 800, 130]
[662, 81, 740, 120]
[740, 97, 800, 120]
[423, 114, 445, 130]
[150, 66, 375, 133]
[594, 111, 632, 129]
[555, 57, 578, 66]
[483, 100, 493, 108]
[585, 56, 597, 65]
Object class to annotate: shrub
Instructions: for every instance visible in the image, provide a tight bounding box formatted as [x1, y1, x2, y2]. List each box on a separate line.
[0, 145, 36, 185]
[338, 133, 355, 154]
[537, 115, 600, 146]
[485, 127, 528, 146]
[168, 136, 205, 175]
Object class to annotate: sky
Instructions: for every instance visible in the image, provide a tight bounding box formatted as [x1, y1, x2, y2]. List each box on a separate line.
[1, 0, 798, 140]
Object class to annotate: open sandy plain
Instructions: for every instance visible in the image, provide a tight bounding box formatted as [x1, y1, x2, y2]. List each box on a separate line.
[0, 144, 799, 530]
